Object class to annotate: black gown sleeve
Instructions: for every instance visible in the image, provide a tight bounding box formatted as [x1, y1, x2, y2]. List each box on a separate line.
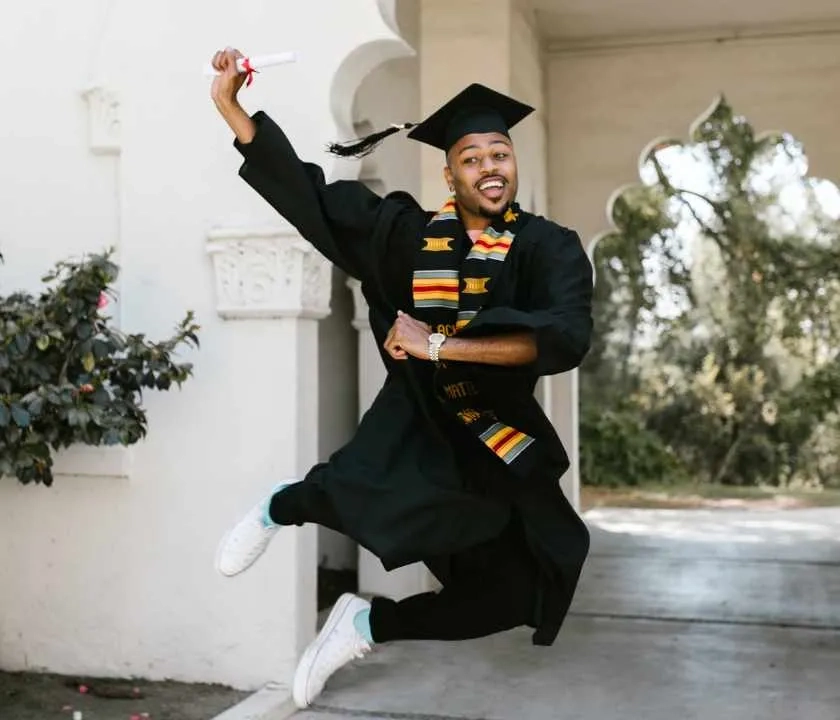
[464, 221, 594, 376]
[233, 111, 420, 285]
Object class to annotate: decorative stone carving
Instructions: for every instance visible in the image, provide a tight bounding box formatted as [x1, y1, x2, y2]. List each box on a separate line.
[81, 86, 121, 155]
[302, 251, 333, 318]
[206, 226, 332, 320]
[346, 277, 370, 331]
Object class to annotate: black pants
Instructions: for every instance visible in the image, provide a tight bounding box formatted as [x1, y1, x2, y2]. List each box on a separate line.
[270, 480, 540, 643]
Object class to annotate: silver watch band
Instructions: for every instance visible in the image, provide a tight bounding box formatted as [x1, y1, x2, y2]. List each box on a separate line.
[429, 335, 445, 362]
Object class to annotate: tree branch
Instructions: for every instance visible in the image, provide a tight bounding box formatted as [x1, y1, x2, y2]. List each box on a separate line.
[650, 154, 729, 249]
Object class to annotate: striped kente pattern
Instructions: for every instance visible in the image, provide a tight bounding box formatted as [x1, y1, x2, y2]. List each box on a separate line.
[479, 422, 536, 465]
[411, 195, 537, 473]
[412, 269, 459, 309]
[466, 227, 515, 262]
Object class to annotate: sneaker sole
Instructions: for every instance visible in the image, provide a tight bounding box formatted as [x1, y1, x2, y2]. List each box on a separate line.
[214, 528, 238, 577]
[215, 483, 298, 577]
[215, 500, 285, 577]
[292, 593, 357, 708]
[214, 525, 279, 577]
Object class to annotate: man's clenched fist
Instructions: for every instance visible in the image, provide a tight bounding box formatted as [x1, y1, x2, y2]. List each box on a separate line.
[384, 311, 433, 361]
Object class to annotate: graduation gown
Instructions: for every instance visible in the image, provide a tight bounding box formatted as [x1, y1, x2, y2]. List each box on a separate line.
[234, 112, 594, 646]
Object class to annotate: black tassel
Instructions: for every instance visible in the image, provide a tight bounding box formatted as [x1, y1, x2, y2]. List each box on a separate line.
[327, 122, 415, 158]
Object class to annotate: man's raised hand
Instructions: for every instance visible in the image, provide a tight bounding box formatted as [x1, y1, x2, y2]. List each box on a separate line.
[210, 47, 246, 108]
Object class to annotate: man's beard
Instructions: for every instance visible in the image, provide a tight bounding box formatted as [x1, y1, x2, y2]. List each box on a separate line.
[478, 200, 512, 219]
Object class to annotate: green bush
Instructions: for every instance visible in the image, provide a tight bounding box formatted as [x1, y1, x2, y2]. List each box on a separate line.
[580, 406, 688, 487]
[0, 250, 199, 485]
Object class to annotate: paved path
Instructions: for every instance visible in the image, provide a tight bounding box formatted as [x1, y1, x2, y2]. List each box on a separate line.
[293, 507, 840, 720]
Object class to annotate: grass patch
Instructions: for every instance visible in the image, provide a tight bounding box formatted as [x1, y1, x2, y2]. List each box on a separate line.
[581, 483, 840, 511]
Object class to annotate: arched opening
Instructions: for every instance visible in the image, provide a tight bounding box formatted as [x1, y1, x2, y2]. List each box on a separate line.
[580, 96, 840, 503]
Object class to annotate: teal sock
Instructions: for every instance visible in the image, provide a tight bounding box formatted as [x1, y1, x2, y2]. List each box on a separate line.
[261, 482, 291, 528]
[353, 608, 374, 644]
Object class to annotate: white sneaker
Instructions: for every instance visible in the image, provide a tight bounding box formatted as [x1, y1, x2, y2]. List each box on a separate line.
[215, 482, 296, 577]
[292, 593, 373, 708]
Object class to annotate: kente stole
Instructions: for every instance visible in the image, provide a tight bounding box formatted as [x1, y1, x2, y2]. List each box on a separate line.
[412, 197, 537, 472]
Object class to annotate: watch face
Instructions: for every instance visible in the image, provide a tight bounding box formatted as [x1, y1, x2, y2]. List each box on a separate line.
[429, 333, 446, 344]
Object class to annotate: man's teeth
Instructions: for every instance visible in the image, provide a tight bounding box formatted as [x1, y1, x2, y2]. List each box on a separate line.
[479, 180, 504, 190]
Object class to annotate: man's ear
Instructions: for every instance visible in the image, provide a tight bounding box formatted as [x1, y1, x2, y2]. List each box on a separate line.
[443, 164, 454, 192]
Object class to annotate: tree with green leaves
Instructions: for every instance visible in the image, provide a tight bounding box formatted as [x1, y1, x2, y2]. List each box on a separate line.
[582, 98, 840, 488]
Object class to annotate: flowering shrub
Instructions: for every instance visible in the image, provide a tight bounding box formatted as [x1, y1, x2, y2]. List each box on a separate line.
[0, 250, 199, 485]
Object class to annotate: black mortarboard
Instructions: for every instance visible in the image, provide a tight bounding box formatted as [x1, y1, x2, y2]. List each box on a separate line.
[327, 83, 534, 159]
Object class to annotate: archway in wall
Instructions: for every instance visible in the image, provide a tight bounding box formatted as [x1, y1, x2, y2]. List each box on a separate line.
[580, 96, 840, 504]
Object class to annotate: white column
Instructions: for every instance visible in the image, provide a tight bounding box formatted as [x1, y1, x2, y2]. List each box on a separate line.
[552, 371, 581, 509]
[347, 279, 437, 600]
[207, 223, 332, 671]
[346, 279, 388, 421]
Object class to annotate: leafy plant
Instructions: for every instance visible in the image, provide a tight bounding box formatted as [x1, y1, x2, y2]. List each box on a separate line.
[0, 249, 199, 485]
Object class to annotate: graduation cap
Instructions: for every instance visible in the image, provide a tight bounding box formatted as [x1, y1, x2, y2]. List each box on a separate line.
[328, 83, 534, 158]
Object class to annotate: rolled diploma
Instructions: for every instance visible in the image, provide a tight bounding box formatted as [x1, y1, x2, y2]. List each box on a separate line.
[204, 52, 297, 76]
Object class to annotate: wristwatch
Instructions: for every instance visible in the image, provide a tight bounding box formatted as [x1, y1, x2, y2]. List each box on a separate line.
[428, 332, 447, 362]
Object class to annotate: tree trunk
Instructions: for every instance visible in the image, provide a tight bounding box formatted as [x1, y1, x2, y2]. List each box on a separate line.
[712, 431, 744, 485]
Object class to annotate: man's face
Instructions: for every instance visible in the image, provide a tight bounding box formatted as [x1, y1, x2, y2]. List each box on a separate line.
[444, 132, 518, 221]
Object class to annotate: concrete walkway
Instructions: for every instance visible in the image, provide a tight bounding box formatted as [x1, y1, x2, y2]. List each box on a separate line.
[293, 507, 840, 720]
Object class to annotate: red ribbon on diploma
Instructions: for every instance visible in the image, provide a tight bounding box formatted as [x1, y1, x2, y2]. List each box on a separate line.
[242, 57, 259, 87]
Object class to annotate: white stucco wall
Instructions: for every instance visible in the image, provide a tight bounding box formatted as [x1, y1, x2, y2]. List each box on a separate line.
[0, 0, 409, 690]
